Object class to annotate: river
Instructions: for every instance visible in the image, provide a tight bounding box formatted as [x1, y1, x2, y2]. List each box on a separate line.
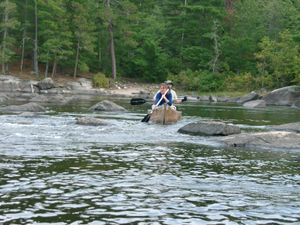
[1, 98, 300, 224]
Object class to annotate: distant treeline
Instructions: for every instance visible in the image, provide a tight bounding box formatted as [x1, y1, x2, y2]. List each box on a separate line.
[1, 0, 300, 91]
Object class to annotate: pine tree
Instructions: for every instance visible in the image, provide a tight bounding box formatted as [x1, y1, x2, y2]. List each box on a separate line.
[0, 0, 19, 74]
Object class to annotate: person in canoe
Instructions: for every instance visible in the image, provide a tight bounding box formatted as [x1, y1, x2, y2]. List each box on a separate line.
[164, 80, 187, 104]
[152, 82, 173, 110]
[153, 80, 187, 106]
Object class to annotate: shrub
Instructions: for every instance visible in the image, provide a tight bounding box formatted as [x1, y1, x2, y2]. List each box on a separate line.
[224, 72, 255, 92]
[168, 70, 225, 92]
[92, 73, 110, 88]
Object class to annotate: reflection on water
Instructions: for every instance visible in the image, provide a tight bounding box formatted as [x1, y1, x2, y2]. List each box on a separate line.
[0, 100, 300, 224]
[1, 142, 300, 224]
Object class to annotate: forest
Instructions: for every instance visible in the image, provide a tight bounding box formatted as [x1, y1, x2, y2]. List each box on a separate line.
[0, 0, 300, 92]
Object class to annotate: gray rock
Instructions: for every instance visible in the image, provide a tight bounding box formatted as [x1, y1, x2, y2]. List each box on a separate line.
[30, 94, 73, 105]
[263, 86, 300, 106]
[89, 100, 127, 112]
[178, 121, 241, 136]
[36, 78, 56, 90]
[0, 93, 9, 103]
[76, 117, 107, 126]
[271, 122, 300, 133]
[1, 102, 46, 112]
[293, 100, 300, 108]
[237, 91, 260, 104]
[243, 100, 266, 108]
[222, 131, 300, 150]
[0, 75, 22, 92]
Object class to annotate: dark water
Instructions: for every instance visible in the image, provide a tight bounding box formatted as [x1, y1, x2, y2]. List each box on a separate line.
[1, 99, 300, 224]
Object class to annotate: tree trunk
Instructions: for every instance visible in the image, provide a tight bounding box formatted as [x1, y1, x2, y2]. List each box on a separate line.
[51, 56, 57, 78]
[109, 22, 117, 79]
[44, 52, 49, 78]
[2, 0, 9, 74]
[45, 60, 49, 78]
[33, 0, 39, 78]
[73, 40, 80, 78]
[106, 0, 117, 80]
[20, 0, 28, 72]
[211, 20, 220, 73]
[225, 0, 234, 14]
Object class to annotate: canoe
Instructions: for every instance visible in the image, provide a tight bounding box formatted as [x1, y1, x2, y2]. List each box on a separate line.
[149, 105, 182, 124]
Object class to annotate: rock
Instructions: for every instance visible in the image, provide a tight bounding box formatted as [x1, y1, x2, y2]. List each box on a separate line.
[36, 78, 56, 90]
[271, 122, 300, 133]
[66, 78, 93, 90]
[30, 94, 73, 105]
[0, 93, 9, 103]
[0, 75, 22, 92]
[243, 100, 266, 108]
[293, 100, 300, 108]
[263, 85, 300, 106]
[1, 102, 46, 113]
[237, 91, 260, 104]
[76, 117, 107, 126]
[89, 100, 127, 112]
[178, 121, 241, 136]
[222, 131, 300, 150]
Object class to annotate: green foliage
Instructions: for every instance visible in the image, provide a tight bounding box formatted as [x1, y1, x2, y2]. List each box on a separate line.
[1, 0, 300, 91]
[255, 30, 300, 87]
[168, 70, 224, 92]
[92, 73, 110, 88]
[224, 72, 255, 92]
[0, 0, 19, 72]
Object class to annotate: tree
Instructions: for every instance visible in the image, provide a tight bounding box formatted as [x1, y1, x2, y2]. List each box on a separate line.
[67, 0, 96, 78]
[33, 0, 39, 77]
[0, 0, 19, 74]
[18, 0, 29, 72]
[256, 30, 300, 88]
[38, 0, 72, 77]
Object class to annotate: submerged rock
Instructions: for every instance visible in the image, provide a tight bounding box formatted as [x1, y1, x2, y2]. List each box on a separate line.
[89, 100, 127, 112]
[271, 122, 300, 133]
[222, 131, 300, 150]
[243, 100, 266, 108]
[76, 117, 108, 126]
[178, 121, 241, 136]
[0, 102, 46, 113]
[237, 91, 260, 104]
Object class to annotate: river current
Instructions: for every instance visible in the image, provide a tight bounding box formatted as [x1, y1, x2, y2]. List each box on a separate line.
[0, 98, 300, 224]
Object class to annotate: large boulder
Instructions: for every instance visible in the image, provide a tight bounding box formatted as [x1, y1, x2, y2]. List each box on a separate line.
[36, 78, 56, 90]
[263, 86, 300, 106]
[222, 131, 300, 150]
[178, 121, 241, 136]
[1, 102, 46, 113]
[89, 100, 127, 112]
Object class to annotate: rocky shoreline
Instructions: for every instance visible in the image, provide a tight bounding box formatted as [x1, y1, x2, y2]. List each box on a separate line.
[0, 75, 299, 151]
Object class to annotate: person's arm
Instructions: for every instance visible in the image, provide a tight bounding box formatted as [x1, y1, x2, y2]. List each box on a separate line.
[154, 92, 162, 105]
[153, 90, 159, 101]
[164, 92, 173, 106]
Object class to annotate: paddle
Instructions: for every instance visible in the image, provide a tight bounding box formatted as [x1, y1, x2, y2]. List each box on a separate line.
[141, 89, 169, 123]
[131, 96, 187, 105]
